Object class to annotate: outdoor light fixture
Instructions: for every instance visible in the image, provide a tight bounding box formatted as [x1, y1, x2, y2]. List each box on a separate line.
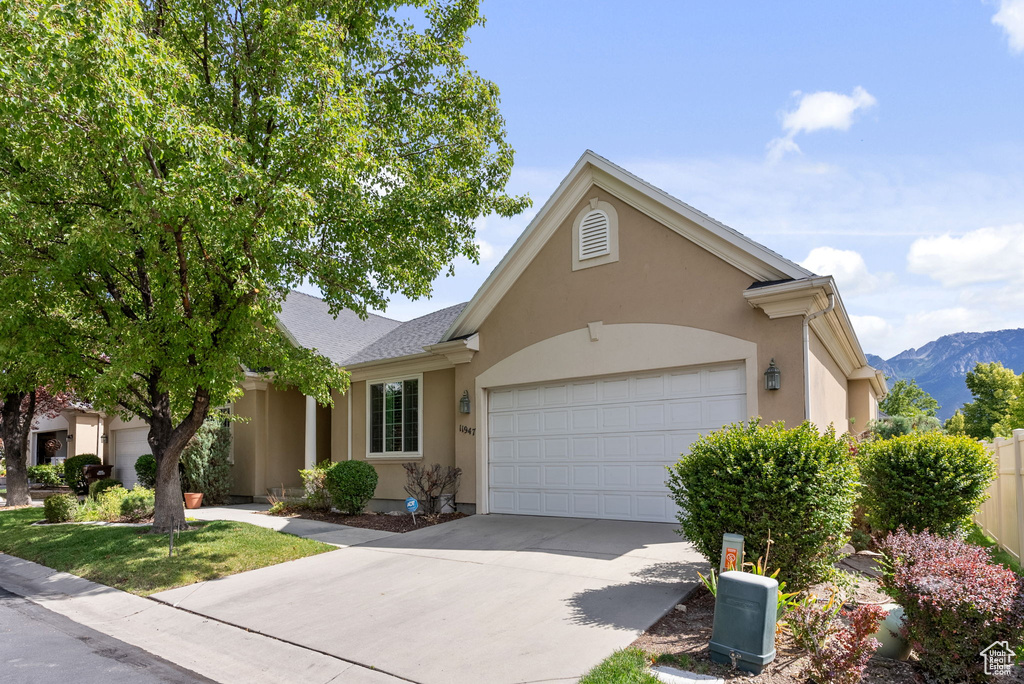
[100, 434, 108, 444]
[764, 359, 781, 391]
[66, 434, 74, 441]
[459, 390, 471, 414]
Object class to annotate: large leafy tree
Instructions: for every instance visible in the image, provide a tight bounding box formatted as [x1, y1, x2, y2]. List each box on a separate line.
[878, 378, 939, 418]
[0, 0, 527, 531]
[961, 362, 1022, 440]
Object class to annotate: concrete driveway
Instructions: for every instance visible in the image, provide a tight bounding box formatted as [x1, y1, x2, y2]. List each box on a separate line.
[153, 514, 705, 684]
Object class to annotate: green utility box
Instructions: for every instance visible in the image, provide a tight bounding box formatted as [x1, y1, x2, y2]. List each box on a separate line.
[709, 571, 777, 674]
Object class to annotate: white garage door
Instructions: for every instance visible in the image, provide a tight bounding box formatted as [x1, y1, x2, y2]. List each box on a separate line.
[487, 364, 746, 522]
[114, 427, 150, 489]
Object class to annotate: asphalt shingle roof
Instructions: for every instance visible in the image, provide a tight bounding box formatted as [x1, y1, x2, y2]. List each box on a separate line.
[344, 303, 468, 365]
[276, 291, 402, 366]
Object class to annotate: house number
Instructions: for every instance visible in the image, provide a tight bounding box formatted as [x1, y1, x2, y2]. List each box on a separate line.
[459, 425, 476, 436]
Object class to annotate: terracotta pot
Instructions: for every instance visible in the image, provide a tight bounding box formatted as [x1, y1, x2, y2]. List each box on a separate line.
[184, 492, 204, 509]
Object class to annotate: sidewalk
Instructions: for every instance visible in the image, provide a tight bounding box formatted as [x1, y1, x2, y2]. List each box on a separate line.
[187, 503, 398, 546]
[0, 554, 411, 684]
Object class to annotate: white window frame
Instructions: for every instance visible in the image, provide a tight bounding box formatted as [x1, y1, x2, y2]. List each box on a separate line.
[365, 373, 424, 459]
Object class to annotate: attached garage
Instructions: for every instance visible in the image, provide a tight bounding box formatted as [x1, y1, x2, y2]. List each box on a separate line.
[113, 427, 149, 489]
[487, 363, 746, 522]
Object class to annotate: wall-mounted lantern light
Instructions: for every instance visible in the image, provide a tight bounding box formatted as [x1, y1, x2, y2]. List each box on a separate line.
[459, 390, 471, 414]
[100, 434, 108, 444]
[66, 434, 74, 441]
[764, 359, 781, 391]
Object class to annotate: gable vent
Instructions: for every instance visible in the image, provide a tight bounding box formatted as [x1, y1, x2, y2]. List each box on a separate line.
[578, 209, 610, 260]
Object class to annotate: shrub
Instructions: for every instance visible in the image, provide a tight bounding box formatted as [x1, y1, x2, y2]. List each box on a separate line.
[878, 529, 1024, 683]
[63, 453, 100, 492]
[866, 414, 941, 439]
[299, 461, 332, 512]
[800, 603, 887, 684]
[325, 460, 378, 515]
[88, 478, 122, 500]
[118, 486, 156, 522]
[134, 454, 157, 488]
[667, 420, 857, 589]
[43, 493, 78, 523]
[859, 432, 996, 536]
[180, 418, 232, 504]
[27, 464, 64, 487]
[403, 462, 462, 515]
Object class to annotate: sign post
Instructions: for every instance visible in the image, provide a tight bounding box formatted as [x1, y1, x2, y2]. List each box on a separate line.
[719, 533, 744, 573]
[405, 497, 419, 525]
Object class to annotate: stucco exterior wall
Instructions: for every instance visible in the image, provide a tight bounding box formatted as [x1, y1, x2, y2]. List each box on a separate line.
[339, 368, 457, 502]
[450, 187, 807, 504]
[264, 387, 306, 491]
[847, 378, 879, 435]
[808, 329, 850, 432]
[231, 389, 264, 497]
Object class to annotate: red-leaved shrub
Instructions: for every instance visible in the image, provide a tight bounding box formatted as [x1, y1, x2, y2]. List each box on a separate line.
[788, 598, 886, 684]
[878, 528, 1024, 683]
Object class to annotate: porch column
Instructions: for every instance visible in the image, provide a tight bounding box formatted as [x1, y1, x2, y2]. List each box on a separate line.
[304, 395, 316, 470]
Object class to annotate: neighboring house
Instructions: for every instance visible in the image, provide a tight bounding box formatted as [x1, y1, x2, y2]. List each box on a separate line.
[29, 151, 885, 521]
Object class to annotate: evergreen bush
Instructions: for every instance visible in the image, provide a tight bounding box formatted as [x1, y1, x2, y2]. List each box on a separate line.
[325, 460, 378, 515]
[89, 478, 122, 500]
[134, 454, 157, 488]
[859, 432, 996, 536]
[666, 420, 858, 589]
[62, 453, 100, 492]
[43, 492, 78, 523]
[180, 418, 232, 504]
[27, 464, 64, 487]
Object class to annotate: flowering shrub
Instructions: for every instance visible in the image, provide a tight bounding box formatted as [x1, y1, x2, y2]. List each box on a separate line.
[787, 594, 885, 684]
[878, 529, 1024, 682]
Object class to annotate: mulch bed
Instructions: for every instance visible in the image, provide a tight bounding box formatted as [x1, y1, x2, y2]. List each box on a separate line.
[267, 508, 468, 533]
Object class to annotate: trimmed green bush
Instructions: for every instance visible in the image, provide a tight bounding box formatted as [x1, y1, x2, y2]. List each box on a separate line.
[134, 454, 157, 488]
[118, 485, 156, 522]
[27, 464, 64, 487]
[325, 460, 379, 515]
[180, 418, 232, 504]
[667, 420, 858, 589]
[89, 478, 122, 500]
[43, 493, 78, 523]
[63, 453, 100, 493]
[859, 432, 997, 536]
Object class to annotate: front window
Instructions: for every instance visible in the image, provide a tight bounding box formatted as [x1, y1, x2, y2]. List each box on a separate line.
[369, 378, 419, 455]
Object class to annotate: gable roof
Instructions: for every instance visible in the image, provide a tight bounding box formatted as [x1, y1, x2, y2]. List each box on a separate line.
[276, 291, 401, 366]
[442, 150, 813, 340]
[345, 303, 468, 366]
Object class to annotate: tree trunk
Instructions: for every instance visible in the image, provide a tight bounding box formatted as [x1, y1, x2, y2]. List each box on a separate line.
[148, 390, 210, 533]
[1, 391, 32, 507]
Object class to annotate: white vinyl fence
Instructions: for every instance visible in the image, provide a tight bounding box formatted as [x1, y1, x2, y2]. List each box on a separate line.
[975, 429, 1024, 564]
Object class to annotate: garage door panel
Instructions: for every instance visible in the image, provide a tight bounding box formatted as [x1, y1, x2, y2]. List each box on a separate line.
[488, 364, 745, 523]
[113, 427, 150, 489]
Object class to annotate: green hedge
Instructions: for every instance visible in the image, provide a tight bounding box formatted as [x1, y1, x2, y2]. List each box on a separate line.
[134, 454, 156, 489]
[43, 493, 78, 523]
[27, 464, 64, 487]
[667, 420, 858, 589]
[325, 460, 378, 515]
[63, 453, 100, 493]
[89, 478, 122, 500]
[859, 432, 996, 536]
[180, 418, 232, 504]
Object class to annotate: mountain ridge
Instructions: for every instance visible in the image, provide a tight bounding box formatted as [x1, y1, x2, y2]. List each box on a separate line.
[867, 328, 1024, 421]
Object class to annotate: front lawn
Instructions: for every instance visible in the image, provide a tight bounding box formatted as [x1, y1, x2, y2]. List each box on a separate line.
[0, 507, 333, 595]
[579, 648, 659, 684]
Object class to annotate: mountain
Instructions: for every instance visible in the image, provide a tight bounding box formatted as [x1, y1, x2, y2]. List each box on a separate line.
[867, 329, 1024, 421]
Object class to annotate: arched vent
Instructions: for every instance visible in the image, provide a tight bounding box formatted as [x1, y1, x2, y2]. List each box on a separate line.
[578, 209, 610, 260]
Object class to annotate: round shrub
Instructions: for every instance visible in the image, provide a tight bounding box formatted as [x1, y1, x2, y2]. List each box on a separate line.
[63, 453, 101, 493]
[325, 460, 379, 515]
[43, 492, 78, 523]
[89, 478, 122, 500]
[119, 485, 156, 522]
[134, 454, 157, 489]
[859, 432, 996, 536]
[667, 420, 858, 589]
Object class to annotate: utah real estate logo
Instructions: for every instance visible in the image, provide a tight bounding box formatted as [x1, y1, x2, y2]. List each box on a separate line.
[981, 641, 1015, 676]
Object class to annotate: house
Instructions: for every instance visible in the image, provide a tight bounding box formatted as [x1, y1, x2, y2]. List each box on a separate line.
[30, 151, 884, 522]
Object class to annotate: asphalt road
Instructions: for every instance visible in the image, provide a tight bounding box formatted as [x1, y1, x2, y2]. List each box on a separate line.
[0, 588, 214, 684]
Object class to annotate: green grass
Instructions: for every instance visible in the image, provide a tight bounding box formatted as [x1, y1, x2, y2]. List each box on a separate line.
[0, 507, 334, 595]
[579, 648, 660, 684]
[967, 522, 1023, 575]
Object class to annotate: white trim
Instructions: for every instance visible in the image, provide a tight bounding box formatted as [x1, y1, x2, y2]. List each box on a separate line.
[443, 150, 811, 340]
[365, 372, 424, 459]
[473, 323, 759, 515]
[347, 389, 353, 461]
[304, 395, 317, 469]
[347, 353, 453, 381]
[572, 200, 618, 270]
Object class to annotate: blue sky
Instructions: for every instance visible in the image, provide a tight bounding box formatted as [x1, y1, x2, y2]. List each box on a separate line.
[349, 1, 1024, 358]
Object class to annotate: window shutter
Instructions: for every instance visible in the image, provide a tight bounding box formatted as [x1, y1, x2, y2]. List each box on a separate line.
[579, 209, 610, 260]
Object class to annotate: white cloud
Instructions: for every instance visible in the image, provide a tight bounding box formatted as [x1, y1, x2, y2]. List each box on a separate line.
[849, 315, 893, 352]
[800, 246, 892, 296]
[767, 87, 877, 162]
[475, 238, 497, 262]
[994, 0, 1024, 53]
[907, 223, 1024, 286]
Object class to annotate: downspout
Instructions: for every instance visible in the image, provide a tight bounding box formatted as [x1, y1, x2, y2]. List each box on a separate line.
[803, 292, 836, 421]
[347, 390, 352, 460]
